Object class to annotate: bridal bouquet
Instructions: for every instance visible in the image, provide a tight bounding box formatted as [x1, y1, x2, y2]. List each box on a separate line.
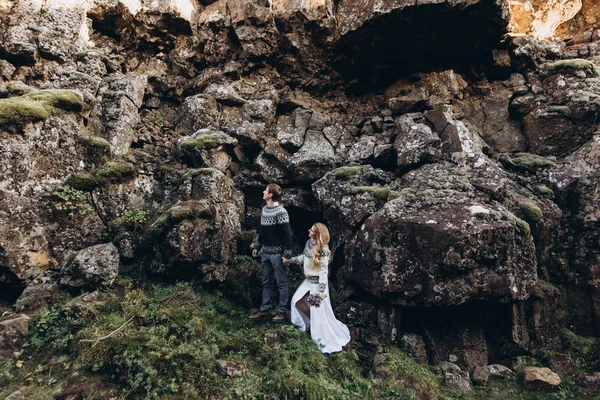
[306, 293, 327, 308]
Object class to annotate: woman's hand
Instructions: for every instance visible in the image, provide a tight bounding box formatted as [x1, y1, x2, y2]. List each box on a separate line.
[318, 293, 327, 300]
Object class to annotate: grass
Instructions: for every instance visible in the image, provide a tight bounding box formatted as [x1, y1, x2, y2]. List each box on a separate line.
[0, 281, 586, 400]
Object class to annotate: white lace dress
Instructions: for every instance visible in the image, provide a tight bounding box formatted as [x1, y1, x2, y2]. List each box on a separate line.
[290, 240, 351, 354]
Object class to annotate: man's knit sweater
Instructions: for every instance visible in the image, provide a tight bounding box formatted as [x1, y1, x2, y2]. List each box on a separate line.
[252, 203, 293, 259]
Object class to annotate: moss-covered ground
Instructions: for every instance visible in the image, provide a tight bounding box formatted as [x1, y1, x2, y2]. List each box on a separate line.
[0, 277, 587, 400]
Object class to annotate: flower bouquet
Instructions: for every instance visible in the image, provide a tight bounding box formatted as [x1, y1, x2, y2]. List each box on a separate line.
[306, 293, 327, 308]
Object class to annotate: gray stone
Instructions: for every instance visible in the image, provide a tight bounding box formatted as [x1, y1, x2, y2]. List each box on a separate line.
[60, 243, 120, 290]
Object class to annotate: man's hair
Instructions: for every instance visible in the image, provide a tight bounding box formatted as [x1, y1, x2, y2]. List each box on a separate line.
[266, 183, 282, 202]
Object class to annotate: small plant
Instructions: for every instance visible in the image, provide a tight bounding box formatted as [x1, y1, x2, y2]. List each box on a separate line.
[123, 208, 150, 226]
[149, 113, 165, 127]
[46, 185, 93, 216]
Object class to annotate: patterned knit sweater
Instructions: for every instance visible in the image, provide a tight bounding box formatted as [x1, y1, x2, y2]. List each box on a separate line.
[252, 203, 293, 259]
[291, 239, 329, 293]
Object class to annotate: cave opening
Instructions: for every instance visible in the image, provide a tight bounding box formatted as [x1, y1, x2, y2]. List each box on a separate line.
[331, 1, 508, 92]
[0, 266, 25, 307]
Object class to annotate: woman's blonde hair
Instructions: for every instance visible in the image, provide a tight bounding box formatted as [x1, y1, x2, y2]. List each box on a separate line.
[311, 222, 331, 268]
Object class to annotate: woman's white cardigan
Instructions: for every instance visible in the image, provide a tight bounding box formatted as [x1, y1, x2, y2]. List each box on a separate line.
[291, 240, 329, 293]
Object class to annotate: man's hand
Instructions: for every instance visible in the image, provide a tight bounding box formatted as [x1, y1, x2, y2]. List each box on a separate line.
[282, 257, 291, 265]
[252, 249, 259, 258]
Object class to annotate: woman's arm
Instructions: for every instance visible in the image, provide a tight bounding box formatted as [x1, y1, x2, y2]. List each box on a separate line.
[318, 253, 329, 293]
[291, 254, 305, 265]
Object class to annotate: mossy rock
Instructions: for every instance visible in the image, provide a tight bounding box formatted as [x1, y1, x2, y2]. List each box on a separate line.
[0, 88, 83, 131]
[66, 159, 135, 191]
[65, 172, 107, 191]
[334, 166, 364, 179]
[95, 161, 135, 183]
[501, 152, 557, 173]
[350, 185, 398, 201]
[182, 132, 235, 151]
[152, 201, 214, 232]
[0, 97, 52, 129]
[545, 59, 600, 76]
[519, 202, 543, 223]
[547, 105, 572, 117]
[78, 135, 111, 153]
[536, 185, 554, 197]
[25, 90, 83, 112]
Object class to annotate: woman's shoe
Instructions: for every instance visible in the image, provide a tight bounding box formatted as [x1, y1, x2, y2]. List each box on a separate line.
[272, 313, 286, 323]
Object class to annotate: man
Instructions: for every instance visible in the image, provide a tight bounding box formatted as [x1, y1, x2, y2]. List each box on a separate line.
[249, 183, 293, 323]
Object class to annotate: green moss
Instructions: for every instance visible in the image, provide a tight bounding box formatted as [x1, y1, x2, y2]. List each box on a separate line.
[351, 185, 392, 201]
[187, 168, 216, 177]
[547, 105, 572, 117]
[0, 97, 52, 128]
[510, 215, 531, 236]
[536, 185, 554, 197]
[182, 133, 230, 151]
[519, 202, 543, 223]
[25, 90, 83, 112]
[0, 88, 83, 130]
[95, 160, 135, 182]
[505, 153, 557, 173]
[78, 135, 111, 153]
[66, 159, 135, 191]
[65, 172, 107, 191]
[545, 58, 600, 75]
[334, 166, 364, 179]
[152, 205, 199, 232]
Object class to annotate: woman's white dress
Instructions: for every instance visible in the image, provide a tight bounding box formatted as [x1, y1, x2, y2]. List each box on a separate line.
[290, 240, 351, 354]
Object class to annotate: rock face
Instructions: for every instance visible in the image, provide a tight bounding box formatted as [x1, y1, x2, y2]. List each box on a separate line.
[1, 0, 600, 380]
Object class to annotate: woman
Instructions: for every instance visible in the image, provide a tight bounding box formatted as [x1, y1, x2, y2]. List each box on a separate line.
[288, 223, 351, 354]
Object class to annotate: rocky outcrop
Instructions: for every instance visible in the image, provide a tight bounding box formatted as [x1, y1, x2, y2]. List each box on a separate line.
[345, 162, 537, 306]
[149, 168, 244, 281]
[1, 0, 600, 384]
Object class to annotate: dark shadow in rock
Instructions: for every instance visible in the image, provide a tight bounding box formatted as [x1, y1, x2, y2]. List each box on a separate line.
[0, 266, 25, 306]
[402, 301, 521, 368]
[286, 205, 324, 254]
[331, 1, 508, 92]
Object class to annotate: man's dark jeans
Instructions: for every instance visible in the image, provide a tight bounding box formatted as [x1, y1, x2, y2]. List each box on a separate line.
[259, 253, 289, 314]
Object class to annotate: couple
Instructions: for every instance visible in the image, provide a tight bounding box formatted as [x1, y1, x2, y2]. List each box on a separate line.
[248, 183, 351, 354]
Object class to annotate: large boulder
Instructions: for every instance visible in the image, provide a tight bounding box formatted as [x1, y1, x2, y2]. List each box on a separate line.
[60, 243, 120, 290]
[346, 163, 538, 306]
[150, 168, 244, 281]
